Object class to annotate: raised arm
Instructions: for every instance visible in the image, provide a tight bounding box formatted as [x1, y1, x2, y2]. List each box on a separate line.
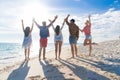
[48, 19, 55, 31]
[60, 19, 65, 30]
[88, 15, 91, 25]
[65, 14, 70, 26]
[47, 15, 58, 27]
[30, 19, 34, 32]
[33, 18, 40, 27]
[21, 19, 24, 32]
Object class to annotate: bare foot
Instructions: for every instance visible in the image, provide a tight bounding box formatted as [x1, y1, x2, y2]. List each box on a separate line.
[58, 57, 61, 60]
[71, 56, 74, 58]
[55, 57, 57, 60]
[28, 58, 30, 60]
[76, 55, 78, 57]
[89, 53, 91, 56]
[43, 57, 46, 60]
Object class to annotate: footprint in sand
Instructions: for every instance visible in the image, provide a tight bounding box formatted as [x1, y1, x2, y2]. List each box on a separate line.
[27, 75, 41, 80]
[68, 73, 73, 76]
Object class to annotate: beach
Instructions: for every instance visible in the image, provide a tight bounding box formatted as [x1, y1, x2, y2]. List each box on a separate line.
[0, 39, 120, 80]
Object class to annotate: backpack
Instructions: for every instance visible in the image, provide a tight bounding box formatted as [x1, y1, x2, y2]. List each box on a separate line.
[40, 27, 49, 38]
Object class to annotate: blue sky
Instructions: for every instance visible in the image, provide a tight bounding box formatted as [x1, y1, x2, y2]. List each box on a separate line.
[41, 0, 120, 13]
[0, 0, 120, 43]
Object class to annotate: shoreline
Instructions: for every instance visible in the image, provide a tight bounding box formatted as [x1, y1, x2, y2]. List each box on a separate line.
[0, 43, 70, 66]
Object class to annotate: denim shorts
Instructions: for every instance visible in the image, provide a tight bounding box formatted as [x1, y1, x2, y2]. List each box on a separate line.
[85, 35, 92, 39]
[69, 36, 77, 45]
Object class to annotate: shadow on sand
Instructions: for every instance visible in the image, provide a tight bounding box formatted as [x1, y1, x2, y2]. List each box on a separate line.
[39, 60, 65, 80]
[76, 56, 120, 76]
[105, 58, 120, 63]
[7, 60, 30, 80]
[59, 59, 110, 80]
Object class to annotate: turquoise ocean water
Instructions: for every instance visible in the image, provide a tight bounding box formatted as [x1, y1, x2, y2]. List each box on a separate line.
[0, 43, 69, 64]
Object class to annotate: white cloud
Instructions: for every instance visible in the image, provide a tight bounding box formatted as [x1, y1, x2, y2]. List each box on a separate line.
[90, 9, 120, 42]
[48, 9, 120, 43]
[0, 0, 120, 43]
[60, 8, 120, 43]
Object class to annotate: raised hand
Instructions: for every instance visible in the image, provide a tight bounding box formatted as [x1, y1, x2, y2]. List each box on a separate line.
[55, 15, 58, 19]
[21, 19, 23, 22]
[21, 19, 24, 31]
[65, 14, 70, 21]
[88, 15, 91, 18]
[32, 18, 35, 22]
[67, 14, 70, 17]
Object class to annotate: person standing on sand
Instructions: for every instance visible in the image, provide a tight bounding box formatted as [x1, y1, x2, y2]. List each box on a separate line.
[79, 15, 92, 56]
[49, 19, 65, 60]
[65, 14, 79, 58]
[21, 19, 34, 61]
[33, 16, 58, 60]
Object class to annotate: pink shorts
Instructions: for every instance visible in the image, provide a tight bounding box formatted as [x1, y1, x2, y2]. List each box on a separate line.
[40, 38, 48, 47]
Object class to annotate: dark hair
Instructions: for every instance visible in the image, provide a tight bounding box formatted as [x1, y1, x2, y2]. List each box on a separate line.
[24, 27, 30, 37]
[70, 19, 75, 23]
[55, 25, 60, 35]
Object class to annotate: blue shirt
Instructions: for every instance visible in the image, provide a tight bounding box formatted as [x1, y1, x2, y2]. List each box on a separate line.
[38, 26, 49, 38]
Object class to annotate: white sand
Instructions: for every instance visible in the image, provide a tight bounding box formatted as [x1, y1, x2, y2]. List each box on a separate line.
[0, 39, 120, 80]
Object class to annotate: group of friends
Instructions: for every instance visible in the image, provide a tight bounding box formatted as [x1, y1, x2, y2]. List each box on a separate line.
[21, 14, 92, 61]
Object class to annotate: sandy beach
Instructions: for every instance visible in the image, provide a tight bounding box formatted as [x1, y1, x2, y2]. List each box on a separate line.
[0, 39, 120, 80]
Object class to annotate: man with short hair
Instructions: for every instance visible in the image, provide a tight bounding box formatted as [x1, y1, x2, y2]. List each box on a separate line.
[65, 14, 79, 58]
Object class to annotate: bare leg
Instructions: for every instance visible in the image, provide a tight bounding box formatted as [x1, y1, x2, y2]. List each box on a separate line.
[55, 42, 58, 59]
[84, 39, 93, 45]
[89, 39, 92, 56]
[25, 49, 27, 60]
[83, 39, 88, 46]
[74, 44, 78, 57]
[43, 47, 46, 60]
[71, 44, 74, 58]
[39, 47, 42, 60]
[27, 47, 30, 60]
[58, 41, 62, 59]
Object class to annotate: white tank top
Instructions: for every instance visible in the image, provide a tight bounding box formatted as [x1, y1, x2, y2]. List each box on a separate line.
[54, 30, 63, 42]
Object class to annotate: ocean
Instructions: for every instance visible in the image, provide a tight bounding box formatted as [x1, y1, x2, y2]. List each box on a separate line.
[0, 43, 69, 64]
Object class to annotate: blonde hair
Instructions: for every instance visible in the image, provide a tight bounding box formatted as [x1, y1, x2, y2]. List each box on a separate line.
[85, 20, 90, 25]
[42, 21, 46, 26]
